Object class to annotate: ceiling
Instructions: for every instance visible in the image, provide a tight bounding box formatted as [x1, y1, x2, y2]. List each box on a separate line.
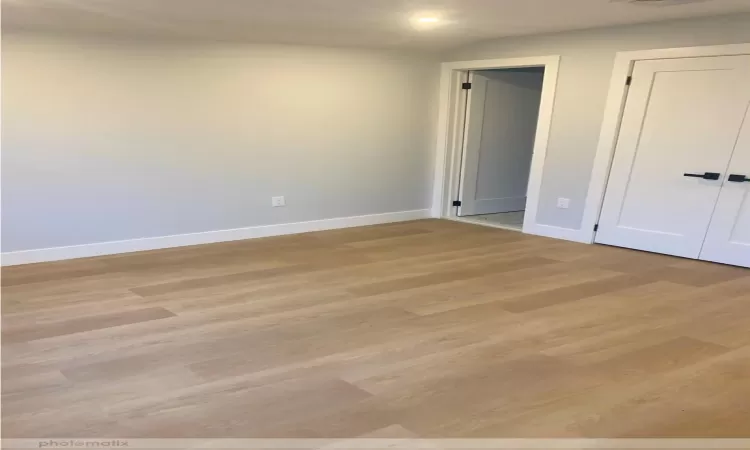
[4, 0, 750, 51]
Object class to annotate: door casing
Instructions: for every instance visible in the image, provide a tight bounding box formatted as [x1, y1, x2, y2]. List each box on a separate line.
[431, 55, 561, 236]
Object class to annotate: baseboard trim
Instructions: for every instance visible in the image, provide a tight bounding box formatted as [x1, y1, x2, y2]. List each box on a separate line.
[522, 223, 593, 244]
[1, 209, 431, 266]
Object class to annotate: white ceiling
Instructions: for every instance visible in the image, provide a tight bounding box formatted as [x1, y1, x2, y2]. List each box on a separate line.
[4, 0, 750, 51]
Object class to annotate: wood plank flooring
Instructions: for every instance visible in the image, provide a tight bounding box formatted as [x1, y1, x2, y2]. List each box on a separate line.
[2, 219, 750, 438]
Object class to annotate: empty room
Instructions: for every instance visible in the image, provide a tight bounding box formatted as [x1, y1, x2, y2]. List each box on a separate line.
[2, 0, 750, 447]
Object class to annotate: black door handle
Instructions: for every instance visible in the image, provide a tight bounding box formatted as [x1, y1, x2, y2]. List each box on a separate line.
[728, 174, 750, 182]
[684, 172, 720, 180]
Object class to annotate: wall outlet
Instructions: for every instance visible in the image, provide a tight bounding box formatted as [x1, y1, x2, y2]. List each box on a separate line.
[556, 197, 571, 209]
[271, 196, 286, 207]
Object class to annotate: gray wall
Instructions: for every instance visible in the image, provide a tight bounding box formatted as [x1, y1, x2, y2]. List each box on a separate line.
[1, 35, 438, 252]
[446, 14, 750, 230]
[5, 14, 750, 253]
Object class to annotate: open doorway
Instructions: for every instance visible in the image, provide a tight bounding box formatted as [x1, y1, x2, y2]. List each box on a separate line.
[432, 56, 559, 237]
[456, 67, 544, 231]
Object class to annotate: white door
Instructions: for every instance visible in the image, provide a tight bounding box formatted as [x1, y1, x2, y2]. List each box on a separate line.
[458, 70, 543, 216]
[699, 103, 750, 268]
[596, 55, 750, 259]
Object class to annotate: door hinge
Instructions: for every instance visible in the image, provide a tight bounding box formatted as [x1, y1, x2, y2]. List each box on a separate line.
[462, 82, 472, 90]
[625, 76, 632, 86]
[594, 224, 599, 232]
[453, 200, 462, 207]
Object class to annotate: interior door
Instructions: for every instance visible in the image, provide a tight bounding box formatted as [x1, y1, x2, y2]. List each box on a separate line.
[595, 55, 750, 259]
[457, 70, 542, 216]
[700, 102, 750, 268]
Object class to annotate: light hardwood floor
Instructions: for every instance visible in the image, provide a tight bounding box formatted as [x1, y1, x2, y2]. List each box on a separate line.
[2, 219, 750, 438]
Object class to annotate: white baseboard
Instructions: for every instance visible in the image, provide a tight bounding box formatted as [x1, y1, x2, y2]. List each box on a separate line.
[1, 209, 431, 266]
[522, 222, 594, 244]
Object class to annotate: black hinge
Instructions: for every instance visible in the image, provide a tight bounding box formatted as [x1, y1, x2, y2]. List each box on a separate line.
[625, 76, 632, 86]
[594, 224, 599, 232]
[462, 82, 472, 90]
[452, 200, 462, 207]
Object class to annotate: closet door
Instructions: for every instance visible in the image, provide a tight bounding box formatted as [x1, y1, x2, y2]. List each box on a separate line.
[699, 102, 750, 268]
[595, 55, 750, 259]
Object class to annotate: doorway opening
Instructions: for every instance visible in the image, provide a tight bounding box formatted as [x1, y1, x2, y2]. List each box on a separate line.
[456, 67, 544, 231]
[432, 56, 560, 237]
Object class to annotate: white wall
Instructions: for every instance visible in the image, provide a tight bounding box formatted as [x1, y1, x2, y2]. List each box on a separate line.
[474, 69, 543, 210]
[446, 14, 750, 230]
[1, 35, 438, 253]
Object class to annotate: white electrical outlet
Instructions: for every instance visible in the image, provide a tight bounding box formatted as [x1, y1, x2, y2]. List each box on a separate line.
[556, 197, 571, 209]
[271, 196, 286, 207]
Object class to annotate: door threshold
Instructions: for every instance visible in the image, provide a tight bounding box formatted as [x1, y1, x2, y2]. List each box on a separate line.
[449, 216, 524, 233]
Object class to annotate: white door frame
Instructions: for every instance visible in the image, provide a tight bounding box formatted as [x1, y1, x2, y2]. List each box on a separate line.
[430, 55, 561, 235]
[581, 43, 750, 244]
